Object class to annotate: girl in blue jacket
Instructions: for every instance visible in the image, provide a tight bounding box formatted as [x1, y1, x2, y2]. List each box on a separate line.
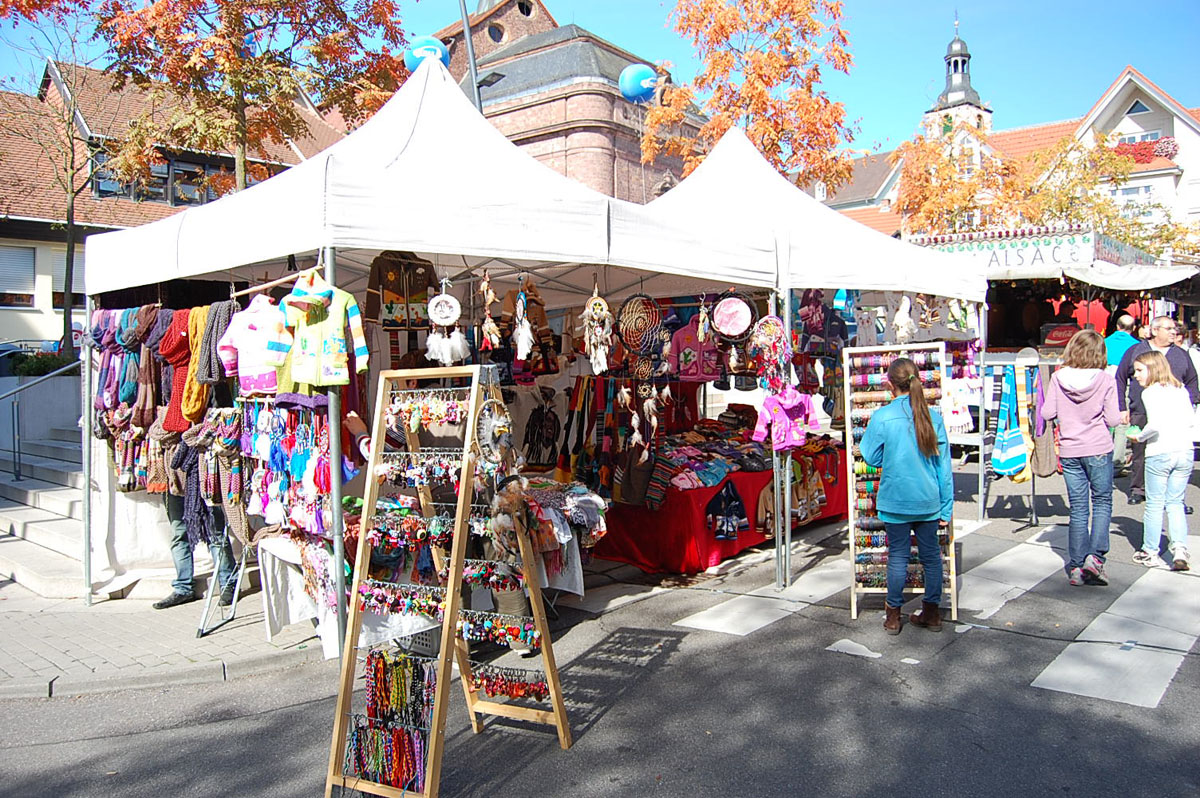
[860, 357, 953, 635]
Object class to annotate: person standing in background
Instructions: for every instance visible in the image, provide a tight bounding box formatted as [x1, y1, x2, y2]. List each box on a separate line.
[860, 357, 953, 636]
[1041, 330, 1121, 586]
[1106, 314, 1140, 474]
[1129, 351, 1193, 571]
[1115, 316, 1199, 504]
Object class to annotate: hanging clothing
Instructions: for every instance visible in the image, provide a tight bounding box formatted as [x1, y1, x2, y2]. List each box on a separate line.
[133, 309, 174, 430]
[752, 385, 820, 451]
[705, 481, 749, 541]
[159, 310, 195, 433]
[217, 295, 293, 396]
[669, 316, 721, 382]
[364, 250, 439, 330]
[281, 272, 369, 387]
[195, 300, 237, 385]
[181, 306, 212, 422]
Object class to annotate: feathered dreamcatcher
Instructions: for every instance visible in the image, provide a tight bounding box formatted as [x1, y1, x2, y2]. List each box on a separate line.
[475, 398, 514, 465]
[711, 289, 758, 371]
[479, 270, 501, 351]
[577, 286, 614, 375]
[747, 315, 792, 394]
[425, 279, 470, 366]
[513, 275, 534, 361]
[616, 293, 669, 378]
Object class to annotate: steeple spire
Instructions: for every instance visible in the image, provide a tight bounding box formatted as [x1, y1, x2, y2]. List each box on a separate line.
[932, 21, 982, 111]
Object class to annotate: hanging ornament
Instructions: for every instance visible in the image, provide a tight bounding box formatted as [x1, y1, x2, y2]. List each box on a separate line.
[577, 285, 614, 375]
[479, 270, 502, 352]
[513, 276, 534, 361]
[697, 294, 712, 343]
[426, 279, 464, 366]
[747, 314, 791, 394]
[475, 398, 514, 465]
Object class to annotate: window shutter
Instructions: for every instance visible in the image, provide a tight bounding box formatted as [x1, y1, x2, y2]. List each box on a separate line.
[51, 249, 85, 293]
[0, 245, 36, 294]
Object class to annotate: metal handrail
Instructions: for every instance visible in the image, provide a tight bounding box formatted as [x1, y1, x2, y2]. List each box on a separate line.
[0, 360, 82, 402]
[3, 359, 82, 482]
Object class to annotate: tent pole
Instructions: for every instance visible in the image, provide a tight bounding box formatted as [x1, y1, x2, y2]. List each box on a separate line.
[82, 295, 94, 607]
[781, 286, 793, 588]
[325, 246, 347, 655]
[458, 0, 483, 112]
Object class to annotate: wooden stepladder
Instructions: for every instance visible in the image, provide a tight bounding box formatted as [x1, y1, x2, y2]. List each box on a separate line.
[325, 366, 572, 798]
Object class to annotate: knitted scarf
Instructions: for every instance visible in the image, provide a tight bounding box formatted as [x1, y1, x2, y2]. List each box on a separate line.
[196, 300, 236, 385]
[134, 309, 175, 431]
[171, 428, 211, 547]
[159, 310, 193, 433]
[181, 305, 211, 422]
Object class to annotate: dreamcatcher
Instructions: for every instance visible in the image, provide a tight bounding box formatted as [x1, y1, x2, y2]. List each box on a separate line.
[711, 289, 758, 371]
[577, 285, 614, 375]
[479, 270, 501, 351]
[475, 398, 514, 465]
[747, 314, 792, 394]
[512, 275, 534, 360]
[697, 294, 712, 343]
[616, 293, 668, 377]
[425, 279, 470, 367]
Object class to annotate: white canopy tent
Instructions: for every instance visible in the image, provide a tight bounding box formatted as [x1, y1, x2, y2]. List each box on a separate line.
[614, 127, 987, 303]
[84, 58, 778, 307]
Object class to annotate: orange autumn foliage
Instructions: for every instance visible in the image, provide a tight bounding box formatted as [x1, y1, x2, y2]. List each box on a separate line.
[642, 0, 856, 190]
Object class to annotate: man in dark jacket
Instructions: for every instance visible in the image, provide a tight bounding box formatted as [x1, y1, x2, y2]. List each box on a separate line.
[1115, 315, 1200, 503]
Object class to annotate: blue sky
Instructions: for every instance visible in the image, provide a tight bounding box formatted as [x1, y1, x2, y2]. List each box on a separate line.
[3, 0, 1198, 153]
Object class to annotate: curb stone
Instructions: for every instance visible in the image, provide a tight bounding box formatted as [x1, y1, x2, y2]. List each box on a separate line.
[0, 676, 56, 699]
[221, 645, 326, 680]
[52, 661, 227, 697]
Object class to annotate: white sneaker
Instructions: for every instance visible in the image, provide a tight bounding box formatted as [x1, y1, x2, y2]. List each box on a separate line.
[1171, 545, 1191, 572]
[1132, 550, 1168, 569]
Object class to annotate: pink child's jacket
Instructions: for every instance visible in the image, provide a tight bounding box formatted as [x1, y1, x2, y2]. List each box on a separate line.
[752, 385, 820, 451]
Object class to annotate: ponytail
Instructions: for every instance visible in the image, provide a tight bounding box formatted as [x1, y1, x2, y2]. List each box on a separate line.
[887, 357, 939, 458]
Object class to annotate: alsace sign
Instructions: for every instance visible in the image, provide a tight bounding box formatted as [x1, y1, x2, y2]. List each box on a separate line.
[928, 232, 1093, 279]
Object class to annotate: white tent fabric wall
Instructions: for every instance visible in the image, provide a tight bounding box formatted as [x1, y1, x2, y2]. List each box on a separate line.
[1062, 260, 1197, 290]
[628, 127, 988, 303]
[84, 58, 778, 305]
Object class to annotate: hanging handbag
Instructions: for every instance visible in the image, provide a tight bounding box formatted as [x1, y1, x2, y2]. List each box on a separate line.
[991, 366, 1029, 477]
[1010, 365, 1035, 483]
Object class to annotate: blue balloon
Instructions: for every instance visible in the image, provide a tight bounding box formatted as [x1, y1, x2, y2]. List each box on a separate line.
[619, 63, 657, 104]
[405, 36, 451, 72]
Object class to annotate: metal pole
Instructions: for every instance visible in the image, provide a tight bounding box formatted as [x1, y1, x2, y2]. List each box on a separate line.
[82, 295, 93, 606]
[781, 285, 794, 588]
[977, 302, 987, 522]
[458, 0, 483, 112]
[325, 247, 347, 655]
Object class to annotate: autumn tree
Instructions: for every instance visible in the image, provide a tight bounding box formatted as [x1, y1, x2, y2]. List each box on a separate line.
[641, 0, 856, 189]
[96, 0, 410, 191]
[893, 126, 1198, 256]
[0, 20, 125, 357]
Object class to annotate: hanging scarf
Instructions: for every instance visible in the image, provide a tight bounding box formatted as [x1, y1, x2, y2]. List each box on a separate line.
[159, 310, 194, 433]
[171, 427, 212, 547]
[195, 300, 236, 385]
[134, 309, 175, 430]
[181, 305, 211, 422]
[115, 308, 144, 406]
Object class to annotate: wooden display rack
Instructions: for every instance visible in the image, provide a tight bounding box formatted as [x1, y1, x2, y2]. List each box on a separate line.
[842, 344, 959, 620]
[325, 366, 572, 798]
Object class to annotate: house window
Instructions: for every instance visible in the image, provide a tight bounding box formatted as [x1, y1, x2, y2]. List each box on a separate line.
[0, 245, 36, 308]
[135, 161, 169, 203]
[517, 0, 533, 15]
[171, 161, 205, 206]
[1118, 131, 1161, 144]
[487, 23, 504, 43]
[942, 114, 953, 135]
[1126, 99, 1151, 115]
[51, 249, 86, 308]
[91, 151, 129, 198]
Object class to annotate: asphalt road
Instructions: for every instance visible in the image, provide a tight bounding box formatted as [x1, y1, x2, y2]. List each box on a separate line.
[4, 508, 1199, 798]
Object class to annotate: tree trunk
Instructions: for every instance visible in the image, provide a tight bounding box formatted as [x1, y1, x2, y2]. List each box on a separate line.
[61, 191, 77, 360]
[233, 83, 247, 191]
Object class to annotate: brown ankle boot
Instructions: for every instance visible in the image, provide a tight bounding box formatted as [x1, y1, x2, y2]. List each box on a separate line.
[884, 605, 902, 635]
[910, 602, 942, 632]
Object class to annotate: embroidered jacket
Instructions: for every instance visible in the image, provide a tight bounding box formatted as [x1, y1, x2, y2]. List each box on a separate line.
[752, 385, 820, 451]
[217, 295, 293, 395]
[281, 272, 369, 386]
[669, 317, 721, 382]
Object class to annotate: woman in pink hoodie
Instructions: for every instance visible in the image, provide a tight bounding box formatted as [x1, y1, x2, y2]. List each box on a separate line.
[1041, 330, 1122, 586]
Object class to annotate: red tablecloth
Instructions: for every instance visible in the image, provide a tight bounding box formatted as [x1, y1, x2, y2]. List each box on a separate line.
[596, 449, 847, 574]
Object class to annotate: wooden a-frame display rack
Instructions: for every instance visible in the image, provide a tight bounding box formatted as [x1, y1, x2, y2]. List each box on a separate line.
[842, 344, 959, 621]
[325, 365, 572, 798]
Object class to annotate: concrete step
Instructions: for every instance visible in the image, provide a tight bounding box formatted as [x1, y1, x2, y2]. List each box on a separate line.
[21, 439, 82, 465]
[0, 475, 82, 520]
[0, 499, 83, 560]
[48, 426, 82, 444]
[0, 454, 82, 489]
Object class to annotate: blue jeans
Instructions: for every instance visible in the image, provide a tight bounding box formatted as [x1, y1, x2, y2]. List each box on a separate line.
[1060, 453, 1113, 570]
[1142, 451, 1192, 555]
[166, 494, 236, 596]
[884, 519, 942, 608]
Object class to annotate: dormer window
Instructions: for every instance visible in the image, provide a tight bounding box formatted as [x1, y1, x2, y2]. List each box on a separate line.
[1126, 99, 1151, 115]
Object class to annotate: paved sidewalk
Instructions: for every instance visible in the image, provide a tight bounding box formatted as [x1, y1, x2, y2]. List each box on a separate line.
[0, 581, 321, 698]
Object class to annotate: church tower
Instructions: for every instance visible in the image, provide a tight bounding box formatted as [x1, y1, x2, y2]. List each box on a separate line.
[923, 21, 991, 138]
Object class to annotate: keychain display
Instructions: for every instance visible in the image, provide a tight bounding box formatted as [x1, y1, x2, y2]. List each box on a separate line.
[456, 609, 542, 650]
[359, 579, 447, 621]
[239, 398, 332, 535]
[467, 663, 549, 702]
[383, 388, 468, 433]
[376, 451, 464, 491]
[438, 559, 524, 591]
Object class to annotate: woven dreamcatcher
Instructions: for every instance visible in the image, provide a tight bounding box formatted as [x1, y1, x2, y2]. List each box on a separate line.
[617, 293, 670, 377]
[747, 315, 793, 394]
[711, 289, 758, 370]
[475, 398, 514, 464]
[512, 276, 535, 360]
[577, 286, 614, 375]
[425, 279, 469, 367]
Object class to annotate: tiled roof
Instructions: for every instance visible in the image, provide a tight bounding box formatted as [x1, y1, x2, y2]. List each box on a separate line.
[1131, 156, 1179, 174]
[51, 62, 343, 165]
[987, 118, 1079, 162]
[822, 151, 895, 206]
[837, 205, 903, 237]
